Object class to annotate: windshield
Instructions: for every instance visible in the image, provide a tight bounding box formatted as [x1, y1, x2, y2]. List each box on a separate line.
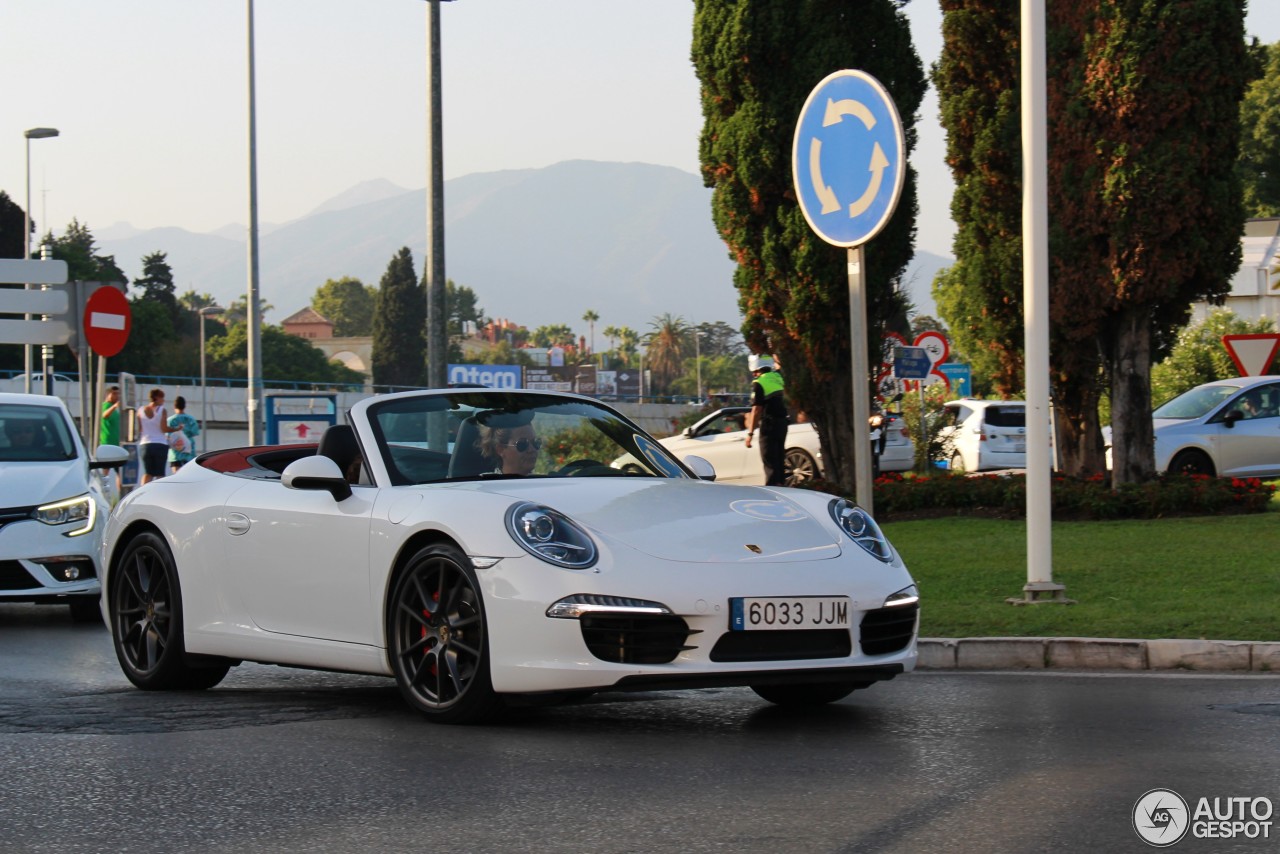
[366, 391, 692, 485]
[1152, 384, 1240, 420]
[0, 403, 78, 463]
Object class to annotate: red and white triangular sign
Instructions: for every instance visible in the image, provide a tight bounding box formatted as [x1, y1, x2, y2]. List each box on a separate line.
[1223, 334, 1280, 377]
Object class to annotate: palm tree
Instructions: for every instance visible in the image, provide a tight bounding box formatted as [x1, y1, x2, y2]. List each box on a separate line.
[602, 324, 620, 367]
[582, 309, 599, 357]
[617, 327, 639, 367]
[644, 313, 688, 397]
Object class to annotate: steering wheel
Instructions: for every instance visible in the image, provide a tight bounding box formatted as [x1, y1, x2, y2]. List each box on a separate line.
[557, 458, 609, 477]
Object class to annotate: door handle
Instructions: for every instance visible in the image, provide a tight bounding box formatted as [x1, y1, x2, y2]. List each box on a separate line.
[226, 512, 251, 536]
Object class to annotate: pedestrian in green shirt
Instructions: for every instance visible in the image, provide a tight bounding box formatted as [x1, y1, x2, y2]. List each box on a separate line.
[100, 386, 121, 446]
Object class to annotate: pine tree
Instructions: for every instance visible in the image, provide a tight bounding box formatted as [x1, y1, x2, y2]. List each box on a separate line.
[371, 247, 426, 388]
[133, 251, 178, 323]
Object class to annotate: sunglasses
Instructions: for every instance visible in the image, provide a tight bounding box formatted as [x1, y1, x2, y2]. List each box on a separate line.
[502, 437, 543, 453]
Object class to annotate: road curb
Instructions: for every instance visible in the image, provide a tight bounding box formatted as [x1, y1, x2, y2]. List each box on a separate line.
[918, 637, 1280, 672]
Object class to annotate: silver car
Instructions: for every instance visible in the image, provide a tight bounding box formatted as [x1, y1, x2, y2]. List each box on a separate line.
[0, 393, 128, 622]
[1150, 376, 1280, 478]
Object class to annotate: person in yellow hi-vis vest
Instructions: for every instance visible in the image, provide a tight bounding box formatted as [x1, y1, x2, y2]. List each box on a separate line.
[743, 354, 788, 486]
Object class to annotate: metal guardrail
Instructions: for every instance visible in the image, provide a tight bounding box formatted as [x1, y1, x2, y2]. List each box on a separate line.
[0, 370, 725, 404]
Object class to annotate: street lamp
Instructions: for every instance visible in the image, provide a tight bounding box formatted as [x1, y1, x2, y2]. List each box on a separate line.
[245, 0, 263, 444]
[694, 326, 703, 404]
[424, 0, 456, 389]
[23, 127, 59, 395]
[199, 305, 225, 445]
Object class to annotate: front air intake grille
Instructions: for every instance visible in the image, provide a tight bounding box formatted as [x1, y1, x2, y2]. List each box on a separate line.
[579, 613, 695, 664]
[860, 603, 919, 655]
[709, 629, 852, 662]
[0, 561, 37, 591]
[0, 509, 33, 533]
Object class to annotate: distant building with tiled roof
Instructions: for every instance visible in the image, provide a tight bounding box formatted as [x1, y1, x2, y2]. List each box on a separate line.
[280, 306, 371, 380]
[281, 307, 334, 340]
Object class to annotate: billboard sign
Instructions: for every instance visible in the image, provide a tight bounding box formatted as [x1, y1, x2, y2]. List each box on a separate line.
[447, 363, 522, 389]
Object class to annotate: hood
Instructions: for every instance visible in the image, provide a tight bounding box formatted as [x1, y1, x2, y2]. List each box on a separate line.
[0, 459, 90, 508]
[457, 478, 842, 563]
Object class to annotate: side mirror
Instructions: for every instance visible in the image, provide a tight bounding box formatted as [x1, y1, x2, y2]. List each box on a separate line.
[91, 444, 130, 470]
[1222, 409, 1242, 428]
[683, 454, 717, 481]
[684, 426, 695, 437]
[283, 455, 353, 501]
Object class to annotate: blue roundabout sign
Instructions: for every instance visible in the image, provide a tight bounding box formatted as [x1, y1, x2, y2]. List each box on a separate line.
[792, 69, 905, 248]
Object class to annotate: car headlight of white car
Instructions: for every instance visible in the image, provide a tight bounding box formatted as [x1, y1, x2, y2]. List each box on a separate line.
[883, 584, 919, 608]
[505, 502, 598, 569]
[33, 493, 96, 537]
[828, 498, 893, 562]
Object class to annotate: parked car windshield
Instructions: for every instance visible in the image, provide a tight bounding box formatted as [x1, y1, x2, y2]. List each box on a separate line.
[366, 391, 691, 485]
[0, 403, 78, 463]
[1153, 384, 1240, 420]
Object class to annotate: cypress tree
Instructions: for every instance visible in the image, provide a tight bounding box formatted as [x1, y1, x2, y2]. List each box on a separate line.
[371, 247, 426, 388]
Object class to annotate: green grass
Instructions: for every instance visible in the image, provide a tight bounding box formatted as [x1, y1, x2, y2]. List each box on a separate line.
[883, 510, 1280, 641]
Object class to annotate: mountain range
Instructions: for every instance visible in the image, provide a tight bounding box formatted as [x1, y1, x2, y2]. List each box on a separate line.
[97, 160, 951, 336]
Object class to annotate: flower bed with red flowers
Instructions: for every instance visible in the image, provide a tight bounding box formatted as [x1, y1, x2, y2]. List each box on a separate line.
[803, 471, 1277, 522]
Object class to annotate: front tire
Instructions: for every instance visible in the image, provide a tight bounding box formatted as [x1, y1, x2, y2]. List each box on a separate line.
[1169, 449, 1215, 477]
[751, 681, 868, 706]
[110, 531, 229, 690]
[784, 448, 818, 486]
[388, 543, 503, 724]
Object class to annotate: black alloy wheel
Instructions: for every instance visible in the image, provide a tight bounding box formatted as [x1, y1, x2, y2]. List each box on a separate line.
[389, 543, 502, 724]
[1169, 449, 1215, 477]
[111, 531, 229, 690]
[784, 448, 818, 486]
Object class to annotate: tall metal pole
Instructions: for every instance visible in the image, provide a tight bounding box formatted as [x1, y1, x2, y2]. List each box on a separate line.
[848, 246, 873, 514]
[1015, 0, 1065, 604]
[24, 137, 32, 394]
[200, 316, 207, 444]
[22, 127, 59, 396]
[695, 327, 702, 403]
[246, 0, 264, 443]
[199, 306, 223, 448]
[425, 0, 448, 388]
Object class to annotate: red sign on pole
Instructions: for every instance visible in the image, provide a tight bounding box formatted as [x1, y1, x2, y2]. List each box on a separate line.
[83, 286, 132, 357]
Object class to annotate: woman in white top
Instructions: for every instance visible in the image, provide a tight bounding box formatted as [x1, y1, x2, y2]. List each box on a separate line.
[137, 388, 180, 485]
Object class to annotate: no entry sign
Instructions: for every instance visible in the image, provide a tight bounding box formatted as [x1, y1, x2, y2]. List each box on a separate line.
[83, 286, 132, 357]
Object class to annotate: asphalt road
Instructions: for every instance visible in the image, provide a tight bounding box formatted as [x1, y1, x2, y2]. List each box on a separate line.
[3, 603, 1278, 854]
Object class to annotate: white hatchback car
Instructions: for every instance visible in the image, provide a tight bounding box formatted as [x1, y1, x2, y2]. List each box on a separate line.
[937, 399, 1027, 472]
[1147, 375, 1280, 478]
[648, 407, 825, 486]
[0, 393, 128, 622]
[645, 407, 915, 484]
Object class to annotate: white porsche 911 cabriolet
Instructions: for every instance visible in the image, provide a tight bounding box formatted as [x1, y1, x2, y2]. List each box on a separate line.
[103, 389, 919, 724]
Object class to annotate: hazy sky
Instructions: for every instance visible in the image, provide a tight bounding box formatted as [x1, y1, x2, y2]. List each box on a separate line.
[4, 1, 1279, 260]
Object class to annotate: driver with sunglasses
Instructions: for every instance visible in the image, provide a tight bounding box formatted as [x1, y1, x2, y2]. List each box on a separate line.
[475, 411, 542, 476]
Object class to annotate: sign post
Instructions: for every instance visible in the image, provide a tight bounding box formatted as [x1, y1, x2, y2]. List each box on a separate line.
[793, 70, 905, 513]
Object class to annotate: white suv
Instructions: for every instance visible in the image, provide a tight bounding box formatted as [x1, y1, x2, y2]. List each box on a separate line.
[937, 399, 1026, 472]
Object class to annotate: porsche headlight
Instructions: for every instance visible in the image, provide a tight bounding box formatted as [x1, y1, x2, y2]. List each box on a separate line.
[505, 502, 598, 569]
[883, 585, 919, 608]
[34, 493, 96, 537]
[828, 498, 893, 563]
